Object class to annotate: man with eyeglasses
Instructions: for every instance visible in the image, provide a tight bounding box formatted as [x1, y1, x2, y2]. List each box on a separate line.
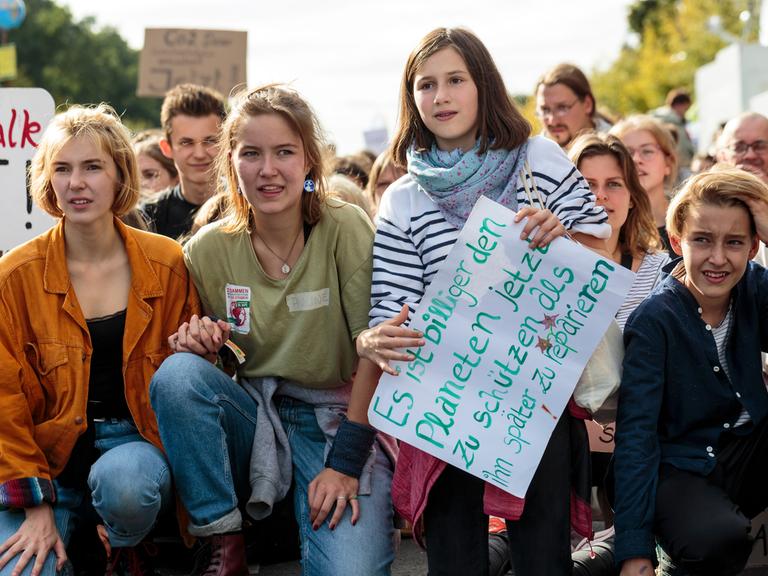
[141, 84, 227, 240]
[535, 63, 612, 149]
[718, 112, 768, 310]
[717, 112, 768, 184]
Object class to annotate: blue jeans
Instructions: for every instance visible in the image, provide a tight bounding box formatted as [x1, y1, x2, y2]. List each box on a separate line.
[150, 353, 395, 576]
[0, 420, 171, 576]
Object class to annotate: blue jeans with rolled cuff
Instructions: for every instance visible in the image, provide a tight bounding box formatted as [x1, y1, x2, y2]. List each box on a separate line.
[0, 419, 171, 576]
[150, 352, 395, 576]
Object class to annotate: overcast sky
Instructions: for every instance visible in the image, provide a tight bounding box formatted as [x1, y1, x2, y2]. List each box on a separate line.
[60, 0, 635, 154]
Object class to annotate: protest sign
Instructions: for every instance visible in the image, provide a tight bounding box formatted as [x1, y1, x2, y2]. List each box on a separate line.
[368, 196, 634, 498]
[586, 420, 615, 453]
[138, 28, 247, 98]
[0, 88, 55, 257]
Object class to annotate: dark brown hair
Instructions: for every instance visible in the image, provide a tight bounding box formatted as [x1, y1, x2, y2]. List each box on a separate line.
[161, 84, 227, 141]
[569, 133, 663, 258]
[536, 63, 596, 118]
[390, 27, 530, 167]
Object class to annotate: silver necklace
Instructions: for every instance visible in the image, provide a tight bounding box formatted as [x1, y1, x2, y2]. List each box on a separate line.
[253, 226, 302, 275]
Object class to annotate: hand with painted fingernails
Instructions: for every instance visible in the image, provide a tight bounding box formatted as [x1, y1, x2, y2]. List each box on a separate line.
[307, 468, 360, 531]
[514, 206, 567, 250]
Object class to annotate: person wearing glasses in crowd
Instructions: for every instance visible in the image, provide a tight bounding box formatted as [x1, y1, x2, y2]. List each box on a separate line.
[140, 84, 227, 240]
[717, 112, 768, 185]
[132, 130, 179, 199]
[610, 116, 679, 254]
[535, 63, 612, 149]
[717, 112, 768, 275]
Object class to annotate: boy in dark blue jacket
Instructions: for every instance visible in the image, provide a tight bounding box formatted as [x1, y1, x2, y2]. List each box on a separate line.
[615, 167, 768, 576]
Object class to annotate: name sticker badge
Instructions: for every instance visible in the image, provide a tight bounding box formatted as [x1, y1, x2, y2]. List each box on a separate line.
[286, 288, 330, 313]
[225, 284, 251, 334]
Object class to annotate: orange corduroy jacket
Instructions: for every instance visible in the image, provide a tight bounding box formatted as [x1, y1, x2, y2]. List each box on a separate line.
[0, 218, 200, 509]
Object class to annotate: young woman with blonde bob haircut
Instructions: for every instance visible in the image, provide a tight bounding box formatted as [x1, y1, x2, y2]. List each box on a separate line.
[149, 84, 396, 576]
[0, 104, 200, 576]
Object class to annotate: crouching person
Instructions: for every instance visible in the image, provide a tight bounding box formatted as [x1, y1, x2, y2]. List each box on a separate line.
[149, 84, 396, 576]
[0, 105, 201, 576]
[614, 167, 768, 576]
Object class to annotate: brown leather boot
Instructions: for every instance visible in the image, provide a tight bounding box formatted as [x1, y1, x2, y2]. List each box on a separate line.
[191, 532, 248, 576]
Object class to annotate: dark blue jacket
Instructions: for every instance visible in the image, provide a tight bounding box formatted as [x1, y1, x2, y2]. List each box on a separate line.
[614, 260, 768, 564]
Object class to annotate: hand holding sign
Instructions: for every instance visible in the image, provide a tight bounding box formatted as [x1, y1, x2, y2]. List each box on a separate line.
[368, 197, 633, 498]
[356, 305, 425, 376]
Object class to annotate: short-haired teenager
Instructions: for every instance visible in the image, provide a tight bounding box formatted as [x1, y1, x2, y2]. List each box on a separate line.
[0, 104, 200, 576]
[141, 84, 226, 240]
[614, 167, 768, 576]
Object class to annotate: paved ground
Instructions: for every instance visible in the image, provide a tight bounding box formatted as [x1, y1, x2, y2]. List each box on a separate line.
[254, 538, 768, 576]
[256, 537, 427, 575]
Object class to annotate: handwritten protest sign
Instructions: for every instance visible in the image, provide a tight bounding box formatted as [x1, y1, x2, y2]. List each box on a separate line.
[0, 88, 55, 257]
[368, 196, 634, 498]
[138, 28, 247, 98]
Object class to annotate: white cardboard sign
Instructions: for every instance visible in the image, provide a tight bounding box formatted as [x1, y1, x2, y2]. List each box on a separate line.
[368, 196, 634, 498]
[0, 88, 55, 257]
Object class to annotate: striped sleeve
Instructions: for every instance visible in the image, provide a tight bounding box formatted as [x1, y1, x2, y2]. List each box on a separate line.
[615, 251, 670, 332]
[523, 136, 611, 239]
[369, 213, 427, 327]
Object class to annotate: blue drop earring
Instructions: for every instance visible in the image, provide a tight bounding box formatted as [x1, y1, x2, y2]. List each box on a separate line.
[303, 178, 315, 193]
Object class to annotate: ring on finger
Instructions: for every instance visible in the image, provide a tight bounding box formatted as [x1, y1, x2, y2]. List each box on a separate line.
[348, 495, 358, 500]
[336, 496, 347, 501]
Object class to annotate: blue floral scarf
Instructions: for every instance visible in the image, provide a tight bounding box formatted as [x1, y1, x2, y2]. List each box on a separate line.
[406, 139, 529, 229]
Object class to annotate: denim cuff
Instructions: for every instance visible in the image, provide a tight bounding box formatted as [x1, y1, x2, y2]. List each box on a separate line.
[325, 418, 376, 479]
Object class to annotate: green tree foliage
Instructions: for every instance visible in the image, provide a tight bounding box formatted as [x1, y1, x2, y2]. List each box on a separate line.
[591, 0, 757, 118]
[7, 0, 161, 128]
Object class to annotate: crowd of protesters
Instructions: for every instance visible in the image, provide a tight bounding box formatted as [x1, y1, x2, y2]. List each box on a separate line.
[2, 24, 768, 576]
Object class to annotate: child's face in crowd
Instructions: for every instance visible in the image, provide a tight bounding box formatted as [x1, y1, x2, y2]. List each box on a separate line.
[578, 154, 631, 235]
[413, 47, 479, 153]
[233, 113, 307, 219]
[162, 114, 220, 187]
[672, 202, 758, 313]
[620, 129, 670, 196]
[51, 135, 119, 227]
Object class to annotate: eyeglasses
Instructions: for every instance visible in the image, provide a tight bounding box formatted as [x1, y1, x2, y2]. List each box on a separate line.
[727, 140, 768, 156]
[535, 99, 580, 119]
[174, 136, 219, 149]
[141, 169, 162, 182]
[627, 144, 663, 161]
